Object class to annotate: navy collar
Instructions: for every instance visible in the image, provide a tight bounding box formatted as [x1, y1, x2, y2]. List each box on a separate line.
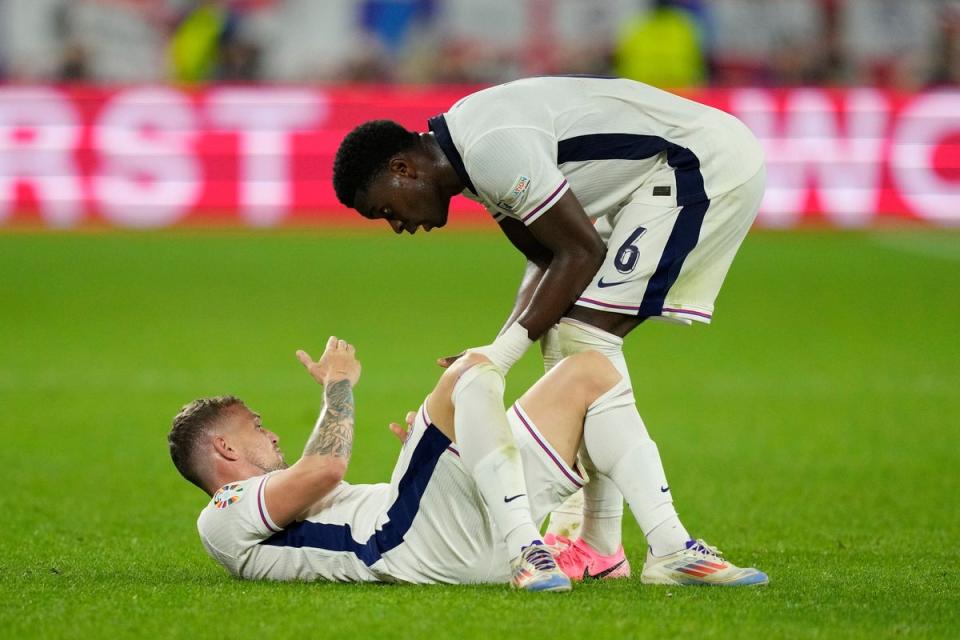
[427, 114, 477, 196]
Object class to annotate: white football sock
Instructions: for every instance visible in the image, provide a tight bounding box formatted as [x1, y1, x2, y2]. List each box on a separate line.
[545, 490, 583, 539]
[577, 448, 625, 555]
[583, 379, 690, 557]
[452, 363, 542, 558]
[645, 517, 691, 557]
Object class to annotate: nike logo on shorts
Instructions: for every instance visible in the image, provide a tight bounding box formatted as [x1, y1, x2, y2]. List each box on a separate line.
[596, 277, 631, 288]
[660, 485, 670, 493]
[504, 494, 525, 503]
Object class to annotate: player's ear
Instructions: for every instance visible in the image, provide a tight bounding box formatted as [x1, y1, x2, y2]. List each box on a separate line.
[388, 155, 417, 179]
[212, 434, 240, 461]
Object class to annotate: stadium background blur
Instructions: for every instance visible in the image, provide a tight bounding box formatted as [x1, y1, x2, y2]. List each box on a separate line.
[1, 0, 958, 230]
[1, 0, 959, 87]
[1, 2, 958, 639]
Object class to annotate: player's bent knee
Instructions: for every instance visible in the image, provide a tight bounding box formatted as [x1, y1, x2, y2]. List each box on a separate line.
[459, 350, 493, 369]
[443, 351, 493, 386]
[560, 351, 622, 398]
[430, 352, 495, 420]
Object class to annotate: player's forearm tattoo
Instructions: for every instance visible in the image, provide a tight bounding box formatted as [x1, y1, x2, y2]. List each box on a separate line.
[303, 379, 354, 459]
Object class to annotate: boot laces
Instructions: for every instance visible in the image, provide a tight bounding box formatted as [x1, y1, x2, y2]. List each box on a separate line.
[524, 546, 558, 571]
[687, 539, 724, 558]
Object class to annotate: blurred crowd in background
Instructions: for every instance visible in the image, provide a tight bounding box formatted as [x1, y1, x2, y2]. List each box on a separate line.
[0, 0, 958, 89]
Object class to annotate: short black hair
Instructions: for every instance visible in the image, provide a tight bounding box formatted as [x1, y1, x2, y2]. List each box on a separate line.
[168, 395, 243, 491]
[332, 120, 419, 210]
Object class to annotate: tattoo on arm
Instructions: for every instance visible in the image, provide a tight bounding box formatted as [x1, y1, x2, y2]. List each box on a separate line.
[303, 379, 354, 459]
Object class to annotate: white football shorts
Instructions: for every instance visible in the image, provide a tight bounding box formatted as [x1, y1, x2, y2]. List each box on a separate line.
[505, 401, 587, 522]
[377, 401, 586, 584]
[576, 166, 766, 324]
[429, 401, 586, 527]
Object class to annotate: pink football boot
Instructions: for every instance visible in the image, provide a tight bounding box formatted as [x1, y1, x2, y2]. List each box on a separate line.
[545, 533, 631, 581]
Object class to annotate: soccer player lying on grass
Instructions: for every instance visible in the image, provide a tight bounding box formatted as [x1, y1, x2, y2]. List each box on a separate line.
[168, 336, 767, 589]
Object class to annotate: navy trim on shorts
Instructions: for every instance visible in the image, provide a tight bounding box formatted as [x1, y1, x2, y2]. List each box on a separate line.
[428, 115, 477, 196]
[259, 425, 451, 567]
[557, 133, 710, 318]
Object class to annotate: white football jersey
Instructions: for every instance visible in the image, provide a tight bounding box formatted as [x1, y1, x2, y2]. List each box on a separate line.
[428, 76, 764, 225]
[196, 411, 513, 584]
[195, 402, 583, 584]
[197, 474, 389, 582]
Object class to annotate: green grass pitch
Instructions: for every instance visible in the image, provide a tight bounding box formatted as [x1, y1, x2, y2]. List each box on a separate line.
[0, 227, 957, 639]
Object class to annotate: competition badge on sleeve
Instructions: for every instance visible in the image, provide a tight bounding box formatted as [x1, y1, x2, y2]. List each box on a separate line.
[497, 175, 531, 212]
[213, 483, 245, 509]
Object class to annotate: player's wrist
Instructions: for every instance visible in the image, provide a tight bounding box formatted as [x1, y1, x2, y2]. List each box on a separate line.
[481, 322, 533, 373]
[322, 372, 354, 386]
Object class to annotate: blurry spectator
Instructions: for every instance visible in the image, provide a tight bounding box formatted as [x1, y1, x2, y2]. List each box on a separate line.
[554, 0, 644, 77]
[336, 0, 438, 82]
[1, 0, 167, 83]
[170, 1, 241, 83]
[0, 0, 67, 80]
[615, 0, 707, 88]
[58, 43, 90, 82]
[710, 0, 826, 85]
[218, 38, 260, 82]
[931, 1, 960, 86]
[67, 0, 169, 83]
[360, 0, 436, 54]
[427, 0, 527, 82]
[0, 4, 5, 81]
[53, 4, 89, 82]
[243, 0, 367, 82]
[818, 0, 846, 85]
[0, 0, 4, 80]
[841, 0, 938, 89]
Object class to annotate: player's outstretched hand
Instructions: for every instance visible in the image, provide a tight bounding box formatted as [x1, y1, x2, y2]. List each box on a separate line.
[388, 411, 416, 444]
[297, 336, 361, 387]
[437, 351, 466, 368]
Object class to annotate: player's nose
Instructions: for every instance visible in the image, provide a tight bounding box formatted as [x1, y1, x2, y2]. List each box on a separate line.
[388, 220, 403, 234]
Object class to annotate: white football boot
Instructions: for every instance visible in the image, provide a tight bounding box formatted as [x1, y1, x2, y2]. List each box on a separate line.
[510, 542, 573, 592]
[640, 539, 768, 586]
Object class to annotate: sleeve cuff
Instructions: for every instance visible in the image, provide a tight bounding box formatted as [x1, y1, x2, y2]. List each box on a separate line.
[520, 179, 569, 226]
[256, 475, 282, 534]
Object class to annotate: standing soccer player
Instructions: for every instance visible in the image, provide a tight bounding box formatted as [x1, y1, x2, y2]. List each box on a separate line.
[332, 76, 766, 584]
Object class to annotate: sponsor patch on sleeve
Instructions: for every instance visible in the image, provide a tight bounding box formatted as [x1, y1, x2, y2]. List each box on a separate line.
[496, 175, 531, 212]
[212, 483, 245, 509]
